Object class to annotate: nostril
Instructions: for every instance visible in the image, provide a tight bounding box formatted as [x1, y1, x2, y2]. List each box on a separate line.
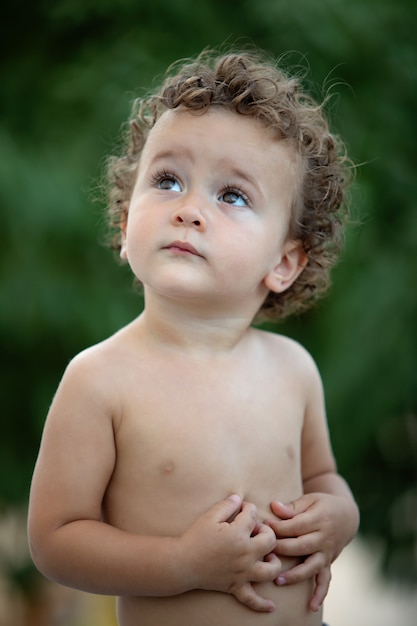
[172, 211, 204, 228]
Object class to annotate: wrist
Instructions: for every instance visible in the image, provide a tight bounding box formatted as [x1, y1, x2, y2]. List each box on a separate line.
[170, 535, 195, 594]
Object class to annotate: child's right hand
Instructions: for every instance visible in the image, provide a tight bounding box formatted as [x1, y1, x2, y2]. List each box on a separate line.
[180, 495, 281, 612]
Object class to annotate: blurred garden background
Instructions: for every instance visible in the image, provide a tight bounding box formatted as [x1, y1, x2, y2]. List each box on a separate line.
[1, 0, 416, 624]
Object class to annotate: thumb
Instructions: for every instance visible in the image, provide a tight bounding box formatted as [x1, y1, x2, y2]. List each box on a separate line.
[210, 494, 242, 523]
[270, 500, 296, 519]
[271, 494, 314, 519]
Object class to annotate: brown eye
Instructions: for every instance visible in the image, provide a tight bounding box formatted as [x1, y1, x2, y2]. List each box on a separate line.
[220, 188, 249, 207]
[152, 171, 182, 192]
[159, 177, 181, 191]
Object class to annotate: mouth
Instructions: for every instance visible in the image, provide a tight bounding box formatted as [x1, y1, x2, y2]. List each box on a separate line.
[164, 240, 203, 257]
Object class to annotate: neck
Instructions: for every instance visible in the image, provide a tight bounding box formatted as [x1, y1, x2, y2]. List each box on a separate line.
[137, 289, 260, 356]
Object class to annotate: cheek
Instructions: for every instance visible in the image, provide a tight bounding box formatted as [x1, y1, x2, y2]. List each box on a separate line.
[225, 223, 282, 271]
[217, 240, 270, 283]
[126, 209, 156, 247]
[124, 215, 150, 269]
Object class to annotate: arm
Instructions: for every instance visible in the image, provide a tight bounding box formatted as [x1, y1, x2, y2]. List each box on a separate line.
[266, 353, 359, 610]
[28, 352, 281, 612]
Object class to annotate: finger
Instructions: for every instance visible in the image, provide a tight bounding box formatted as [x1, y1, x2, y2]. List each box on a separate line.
[274, 532, 321, 556]
[234, 583, 275, 613]
[233, 501, 259, 534]
[276, 553, 325, 586]
[267, 513, 320, 539]
[250, 523, 277, 556]
[271, 495, 315, 519]
[210, 494, 242, 523]
[251, 521, 263, 536]
[265, 551, 282, 565]
[264, 517, 290, 537]
[270, 500, 296, 519]
[309, 567, 331, 612]
[251, 553, 282, 583]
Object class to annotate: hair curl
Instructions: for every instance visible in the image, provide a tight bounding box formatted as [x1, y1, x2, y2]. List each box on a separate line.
[104, 48, 352, 321]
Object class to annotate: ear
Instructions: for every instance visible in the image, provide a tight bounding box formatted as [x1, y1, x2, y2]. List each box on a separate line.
[119, 202, 129, 261]
[264, 240, 307, 294]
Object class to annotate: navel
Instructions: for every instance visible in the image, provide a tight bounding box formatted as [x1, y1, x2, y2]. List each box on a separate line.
[160, 460, 176, 475]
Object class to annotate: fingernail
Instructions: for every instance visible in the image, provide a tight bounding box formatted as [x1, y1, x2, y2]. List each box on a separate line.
[277, 576, 286, 586]
[227, 494, 241, 503]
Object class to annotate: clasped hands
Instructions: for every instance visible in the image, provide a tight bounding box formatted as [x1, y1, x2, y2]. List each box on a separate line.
[181, 492, 350, 613]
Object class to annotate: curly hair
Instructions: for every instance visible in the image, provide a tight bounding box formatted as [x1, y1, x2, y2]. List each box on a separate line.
[104, 48, 352, 321]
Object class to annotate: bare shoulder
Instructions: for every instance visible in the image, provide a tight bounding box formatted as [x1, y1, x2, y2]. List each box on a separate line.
[69, 317, 141, 372]
[252, 328, 320, 379]
[58, 320, 142, 414]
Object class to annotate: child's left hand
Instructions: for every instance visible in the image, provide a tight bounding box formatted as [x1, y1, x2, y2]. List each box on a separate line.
[265, 493, 355, 611]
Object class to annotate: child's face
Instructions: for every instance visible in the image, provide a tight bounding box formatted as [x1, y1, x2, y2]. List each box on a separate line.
[122, 107, 305, 312]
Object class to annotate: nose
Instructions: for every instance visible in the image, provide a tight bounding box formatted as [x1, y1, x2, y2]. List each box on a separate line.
[171, 201, 207, 231]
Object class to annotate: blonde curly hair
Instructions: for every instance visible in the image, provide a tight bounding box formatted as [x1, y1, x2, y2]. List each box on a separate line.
[104, 48, 352, 321]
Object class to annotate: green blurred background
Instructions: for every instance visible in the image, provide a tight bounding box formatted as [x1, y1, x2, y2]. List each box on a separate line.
[1, 0, 416, 620]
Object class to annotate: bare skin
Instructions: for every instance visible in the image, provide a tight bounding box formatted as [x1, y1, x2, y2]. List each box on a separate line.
[28, 108, 359, 626]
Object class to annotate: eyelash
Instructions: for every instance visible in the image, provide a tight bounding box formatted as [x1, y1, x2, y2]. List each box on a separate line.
[150, 169, 180, 188]
[220, 184, 251, 207]
[149, 170, 251, 207]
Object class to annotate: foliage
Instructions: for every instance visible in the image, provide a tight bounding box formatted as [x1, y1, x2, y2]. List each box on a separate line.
[1, 0, 416, 584]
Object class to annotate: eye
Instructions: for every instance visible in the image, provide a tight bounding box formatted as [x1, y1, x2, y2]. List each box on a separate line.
[152, 171, 182, 192]
[219, 187, 250, 208]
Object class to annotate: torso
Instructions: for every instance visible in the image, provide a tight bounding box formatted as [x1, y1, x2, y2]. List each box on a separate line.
[100, 322, 323, 626]
[116, 587, 321, 626]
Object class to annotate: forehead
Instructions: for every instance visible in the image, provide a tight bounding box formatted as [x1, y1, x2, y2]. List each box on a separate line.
[143, 106, 299, 164]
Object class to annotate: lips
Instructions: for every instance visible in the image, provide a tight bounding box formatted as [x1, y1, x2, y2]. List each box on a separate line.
[164, 240, 203, 257]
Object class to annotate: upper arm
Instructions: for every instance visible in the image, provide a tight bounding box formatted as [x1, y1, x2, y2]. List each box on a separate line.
[299, 351, 337, 484]
[28, 350, 118, 542]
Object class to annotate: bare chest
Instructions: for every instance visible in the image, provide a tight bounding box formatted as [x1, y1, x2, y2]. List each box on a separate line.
[105, 362, 305, 532]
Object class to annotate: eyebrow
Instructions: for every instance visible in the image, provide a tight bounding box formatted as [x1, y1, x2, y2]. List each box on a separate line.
[218, 159, 265, 201]
[147, 149, 265, 200]
[220, 161, 259, 187]
[147, 147, 193, 166]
